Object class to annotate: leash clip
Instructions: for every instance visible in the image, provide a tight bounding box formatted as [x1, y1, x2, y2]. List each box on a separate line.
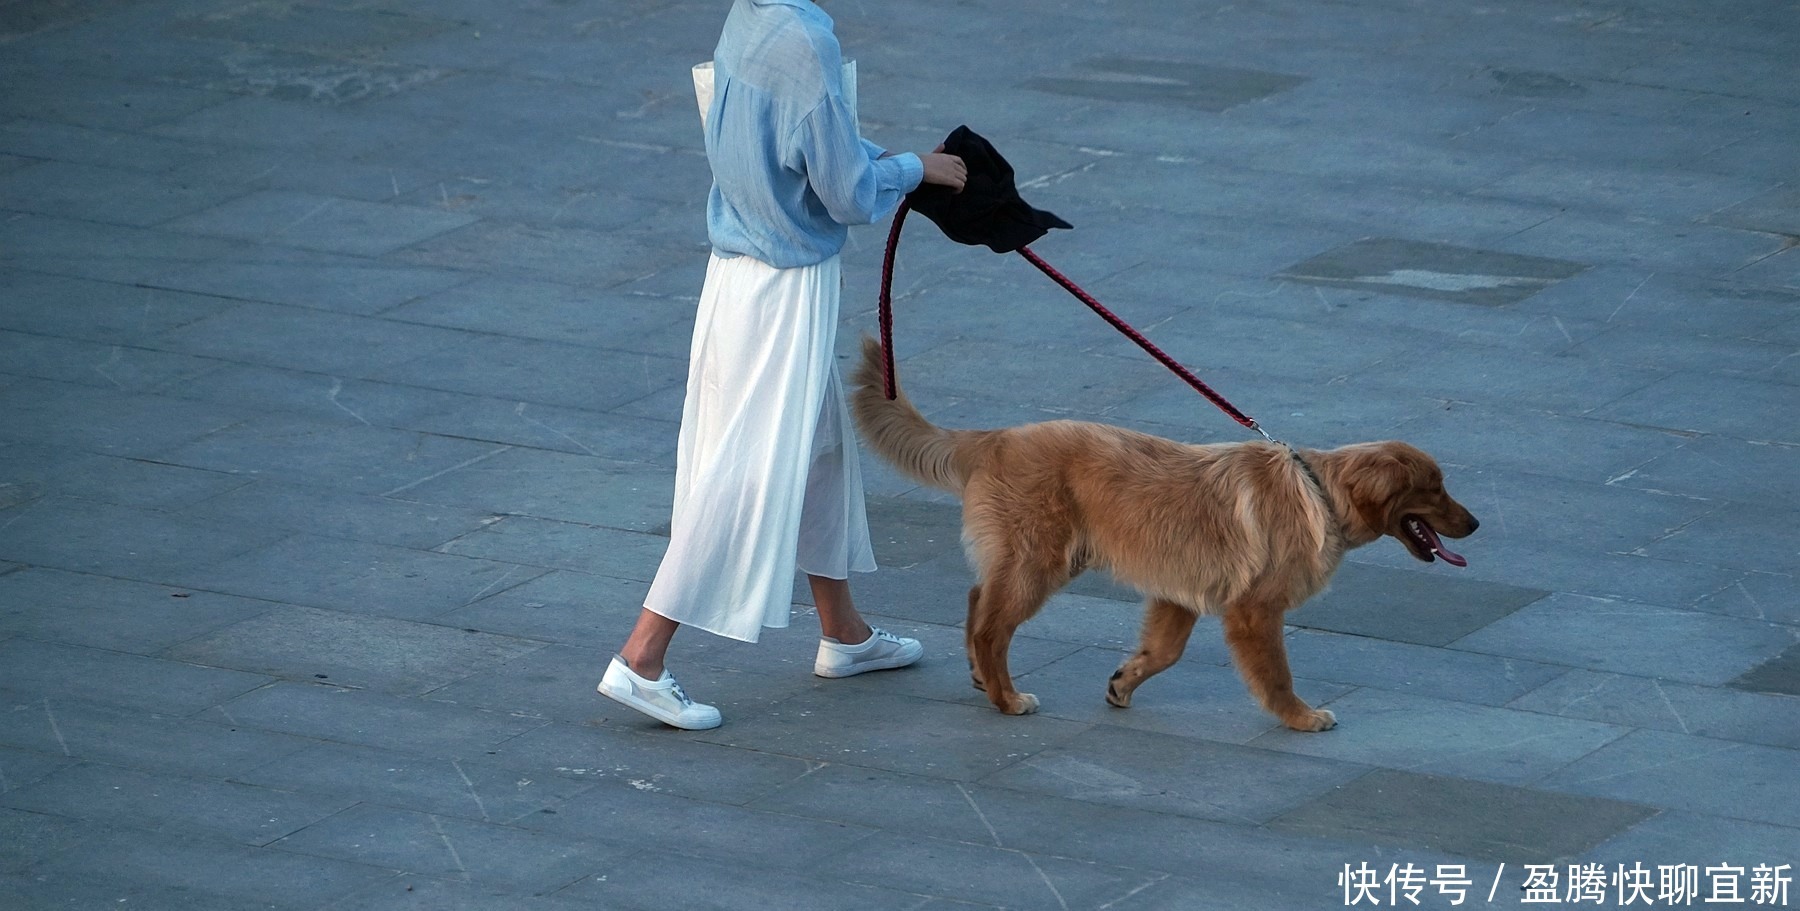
[1250, 422, 1311, 474]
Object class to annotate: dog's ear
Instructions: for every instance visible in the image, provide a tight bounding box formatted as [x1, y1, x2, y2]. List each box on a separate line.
[1336, 443, 1423, 534]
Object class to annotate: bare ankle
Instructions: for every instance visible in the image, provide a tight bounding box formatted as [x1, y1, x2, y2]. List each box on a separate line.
[619, 652, 664, 679]
[619, 608, 679, 680]
[822, 621, 872, 645]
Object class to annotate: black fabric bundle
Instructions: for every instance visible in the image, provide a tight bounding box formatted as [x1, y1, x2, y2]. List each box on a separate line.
[905, 125, 1072, 253]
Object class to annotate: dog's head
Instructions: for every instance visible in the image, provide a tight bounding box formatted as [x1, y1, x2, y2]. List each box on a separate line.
[1329, 441, 1479, 566]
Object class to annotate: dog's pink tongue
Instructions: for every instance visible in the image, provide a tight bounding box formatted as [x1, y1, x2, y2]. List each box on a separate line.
[1420, 523, 1468, 567]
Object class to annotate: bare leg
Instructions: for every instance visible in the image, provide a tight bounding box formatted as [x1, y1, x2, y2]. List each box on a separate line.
[619, 608, 681, 679]
[809, 574, 873, 645]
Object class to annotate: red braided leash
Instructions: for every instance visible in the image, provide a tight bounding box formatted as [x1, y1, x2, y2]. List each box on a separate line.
[877, 202, 1265, 438]
[877, 199, 910, 401]
[1014, 247, 1259, 432]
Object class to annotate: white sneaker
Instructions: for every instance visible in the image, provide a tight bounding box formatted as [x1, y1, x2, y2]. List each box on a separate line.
[814, 627, 924, 678]
[597, 655, 721, 730]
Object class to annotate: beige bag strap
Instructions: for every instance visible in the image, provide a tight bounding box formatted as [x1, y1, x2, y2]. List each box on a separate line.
[690, 60, 859, 132]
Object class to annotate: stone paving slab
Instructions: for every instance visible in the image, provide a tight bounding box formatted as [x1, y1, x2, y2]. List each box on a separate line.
[5, 825, 398, 911]
[0, 689, 318, 780]
[1, 760, 358, 847]
[1289, 560, 1549, 647]
[436, 517, 668, 580]
[560, 850, 946, 911]
[0, 159, 244, 227]
[0, 566, 272, 653]
[827, 830, 1162, 911]
[434, 569, 652, 644]
[0, 442, 249, 512]
[1635, 503, 1798, 573]
[1281, 629, 1567, 708]
[981, 724, 1367, 825]
[1732, 642, 1800, 698]
[1593, 370, 1800, 445]
[152, 300, 473, 377]
[1586, 810, 1800, 869]
[0, 73, 227, 131]
[271, 802, 630, 893]
[0, 211, 242, 283]
[369, 332, 688, 412]
[1454, 593, 1799, 687]
[166, 605, 549, 696]
[168, 363, 683, 461]
[177, 478, 500, 552]
[1539, 729, 1800, 828]
[150, 255, 473, 316]
[0, 375, 252, 458]
[149, 92, 438, 155]
[171, 533, 546, 621]
[383, 276, 695, 349]
[0, 118, 221, 174]
[236, 740, 598, 826]
[0, 804, 84, 877]
[1250, 688, 1632, 786]
[0, 637, 272, 715]
[2, 0, 1797, 906]
[0, 328, 226, 393]
[695, 689, 1094, 783]
[0, 271, 236, 343]
[423, 642, 640, 724]
[1509, 668, 1800, 751]
[328, 875, 593, 911]
[1278, 237, 1589, 307]
[1267, 768, 1656, 864]
[217, 681, 547, 756]
[0, 746, 71, 802]
[481, 721, 820, 808]
[387, 446, 676, 530]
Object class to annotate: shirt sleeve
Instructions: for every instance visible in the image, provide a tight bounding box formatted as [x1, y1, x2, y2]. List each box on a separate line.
[788, 94, 924, 226]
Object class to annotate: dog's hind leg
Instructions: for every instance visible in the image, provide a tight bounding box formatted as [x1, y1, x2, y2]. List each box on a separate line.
[966, 584, 986, 692]
[968, 573, 1051, 715]
[1106, 598, 1199, 708]
[1221, 599, 1336, 732]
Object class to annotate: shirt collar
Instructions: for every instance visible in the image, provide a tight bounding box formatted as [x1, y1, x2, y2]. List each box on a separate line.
[752, 0, 830, 27]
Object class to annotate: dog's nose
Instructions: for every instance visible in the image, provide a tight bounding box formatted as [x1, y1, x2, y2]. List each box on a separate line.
[1467, 515, 1480, 533]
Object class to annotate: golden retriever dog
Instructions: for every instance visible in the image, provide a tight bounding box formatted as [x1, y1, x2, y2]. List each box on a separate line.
[850, 337, 1478, 731]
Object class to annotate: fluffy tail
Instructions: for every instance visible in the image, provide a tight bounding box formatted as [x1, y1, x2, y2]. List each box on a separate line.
[849, 336, 974, 494]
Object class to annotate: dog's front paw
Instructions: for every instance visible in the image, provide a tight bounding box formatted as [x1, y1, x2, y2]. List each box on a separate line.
[1002, 693, 1040, 715]
[1284, 708, 1337, 732]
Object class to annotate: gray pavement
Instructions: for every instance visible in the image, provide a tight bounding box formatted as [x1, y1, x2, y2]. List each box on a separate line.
[1, 0, 1797, 908]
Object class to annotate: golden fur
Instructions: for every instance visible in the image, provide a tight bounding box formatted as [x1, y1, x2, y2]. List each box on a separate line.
[850, 337, 1478, 731]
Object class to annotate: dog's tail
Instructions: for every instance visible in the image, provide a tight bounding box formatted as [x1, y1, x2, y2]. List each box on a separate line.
[849, 336, 976, 494]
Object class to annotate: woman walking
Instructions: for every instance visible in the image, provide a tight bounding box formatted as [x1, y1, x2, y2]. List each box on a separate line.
[599, 0, 966, 729]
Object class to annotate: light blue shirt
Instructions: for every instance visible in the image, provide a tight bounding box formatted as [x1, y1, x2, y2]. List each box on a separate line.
[704, 0, 925, 268]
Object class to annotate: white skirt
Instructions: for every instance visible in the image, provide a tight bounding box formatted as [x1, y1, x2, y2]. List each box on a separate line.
[642, 252, 877, 642]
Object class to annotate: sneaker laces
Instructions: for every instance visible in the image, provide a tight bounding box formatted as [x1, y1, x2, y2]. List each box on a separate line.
[666, 678, 695, 707]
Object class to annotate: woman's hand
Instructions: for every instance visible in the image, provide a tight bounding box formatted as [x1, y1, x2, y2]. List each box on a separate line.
[921, 149, 967, 192]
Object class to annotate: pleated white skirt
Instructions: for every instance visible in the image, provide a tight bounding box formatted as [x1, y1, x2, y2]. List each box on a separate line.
[642, 252, 877, 642]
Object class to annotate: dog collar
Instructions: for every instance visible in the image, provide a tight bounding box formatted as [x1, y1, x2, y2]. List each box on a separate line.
[1283, 444, 1341, 539]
